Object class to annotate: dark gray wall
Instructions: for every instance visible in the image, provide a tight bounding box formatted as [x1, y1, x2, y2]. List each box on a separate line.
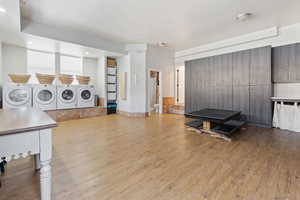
[185, 46, 272, 127]
[272, 43, 300, 83]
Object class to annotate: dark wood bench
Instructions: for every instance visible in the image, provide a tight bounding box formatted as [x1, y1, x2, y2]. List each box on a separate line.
[212, 120, 246, 136]
[184, 120, 203, 128]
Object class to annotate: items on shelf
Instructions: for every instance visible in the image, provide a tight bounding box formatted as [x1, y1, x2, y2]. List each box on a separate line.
[107, 58, 117, 67]
[106, 57, 118, 114]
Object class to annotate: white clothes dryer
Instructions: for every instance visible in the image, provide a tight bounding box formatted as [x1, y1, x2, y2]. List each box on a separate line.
[57, 85, 77, 110]
[77, 85, 95, 108]
[33, 84, 57, 111]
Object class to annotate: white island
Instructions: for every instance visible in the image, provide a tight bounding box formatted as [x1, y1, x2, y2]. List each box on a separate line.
[0, 108, 57, 200]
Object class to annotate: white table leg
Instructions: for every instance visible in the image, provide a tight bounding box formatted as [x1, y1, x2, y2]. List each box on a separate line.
[39, 129, 52, 200]
[40, 160, 51, 200]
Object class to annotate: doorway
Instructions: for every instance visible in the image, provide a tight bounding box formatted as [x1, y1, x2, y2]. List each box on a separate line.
[148, 69, 162, 114]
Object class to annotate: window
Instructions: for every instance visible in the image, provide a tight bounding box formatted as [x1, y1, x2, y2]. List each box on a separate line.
[27, 50, 55, 83]
[60, 55, 83, 75]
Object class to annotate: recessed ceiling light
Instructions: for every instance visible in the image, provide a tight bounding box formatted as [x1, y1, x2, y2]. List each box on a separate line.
[0, 7, 6, 13]
[85, 51, 89, 55]
[27, 41, 33, 45]
[236, 13, 253, 21]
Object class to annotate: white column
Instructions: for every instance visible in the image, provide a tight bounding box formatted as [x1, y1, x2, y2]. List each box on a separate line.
[125, 44, 148, 113]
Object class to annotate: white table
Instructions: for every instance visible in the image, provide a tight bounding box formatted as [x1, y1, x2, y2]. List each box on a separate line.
[0, 108, 57, 200]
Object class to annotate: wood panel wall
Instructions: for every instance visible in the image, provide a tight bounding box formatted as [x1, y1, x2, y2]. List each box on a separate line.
[185, 46, 272, 127]
[272, 43, 300, 83]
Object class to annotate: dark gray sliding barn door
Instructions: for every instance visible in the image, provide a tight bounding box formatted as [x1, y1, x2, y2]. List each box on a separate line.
[185, 46, 272, 127]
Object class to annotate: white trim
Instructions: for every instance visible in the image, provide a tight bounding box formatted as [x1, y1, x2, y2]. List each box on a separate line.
[147, 68, 163, 114]
[176, 26, 278, 59]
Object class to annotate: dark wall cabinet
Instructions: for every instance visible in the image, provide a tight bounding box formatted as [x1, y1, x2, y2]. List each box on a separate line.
[249, 85, 272, 126]
[272, 43, 300, 83]
[233, 50, 250, 86]
[250, 47, 272, 85]
[233, 86, 250, 120]
[185, 46, 272, 127]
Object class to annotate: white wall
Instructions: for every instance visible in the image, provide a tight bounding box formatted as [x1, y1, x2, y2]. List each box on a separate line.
[146, 45, 175, 97]
[1, 43, 105, 97]
[129, 50, 147, 113]
[96, 56, 106, 100]
[274, 83, 300, 98]
[117, 55, 131, 112]
[2, 43, 27, 83]
[117, 44, 176, 114]
[0, 41, 2, 105]
[0, 41, 2, 86]
[82, 57, 98, 86]
[116, 44, 148, 113]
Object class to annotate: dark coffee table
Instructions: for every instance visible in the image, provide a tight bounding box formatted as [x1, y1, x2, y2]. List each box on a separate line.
[186, 109, 242, 141]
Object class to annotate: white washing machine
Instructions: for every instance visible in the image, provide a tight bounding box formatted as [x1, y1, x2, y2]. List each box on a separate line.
[77, 85, 95, 108]
[33, 84, 57, 111]
[3, 84, 32, 109]
[57, 85, 77, 110]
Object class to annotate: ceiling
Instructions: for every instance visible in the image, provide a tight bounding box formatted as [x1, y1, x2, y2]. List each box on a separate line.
[20, 0, 300, 51]
[0, 0, 123, 58]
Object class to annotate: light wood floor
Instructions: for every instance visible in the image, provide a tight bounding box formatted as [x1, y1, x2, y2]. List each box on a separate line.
[1, 114, 300, 200]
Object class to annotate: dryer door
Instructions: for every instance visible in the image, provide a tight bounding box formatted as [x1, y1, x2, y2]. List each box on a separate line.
[6, 88, 30, 106]
[59, 88, 76, 103]
[36, 88, 55, 105]
[80, 89, 92, 102]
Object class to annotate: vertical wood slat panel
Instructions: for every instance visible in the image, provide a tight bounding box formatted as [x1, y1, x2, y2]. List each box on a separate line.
[296, 44, 300, 81]
[221, 54, 233, 86]
[184, 61, 191, 114]
[278, 45, 290, 82]
[288, 44, 297, 82]
[272, 47, 280, 83]
[250, 46, 271, 85]
[272, 43, 300, 83]
[249, 85, 272, 126]
[233, 50, 250, 86]
[185, 46, 271, 126]
[233, 86, 250, 120]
